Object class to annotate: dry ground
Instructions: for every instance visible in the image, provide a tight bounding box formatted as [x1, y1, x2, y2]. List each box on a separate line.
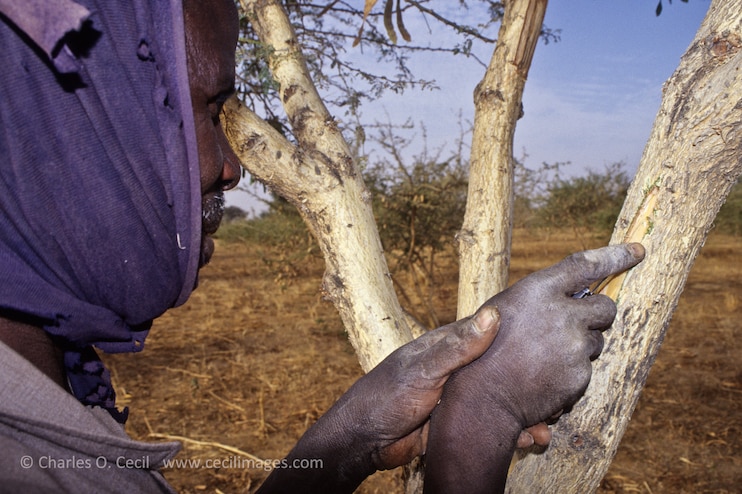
[104, 229, 741, 493]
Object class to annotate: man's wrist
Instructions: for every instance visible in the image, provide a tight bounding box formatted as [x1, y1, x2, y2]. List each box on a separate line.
[424, 390, 524, 492]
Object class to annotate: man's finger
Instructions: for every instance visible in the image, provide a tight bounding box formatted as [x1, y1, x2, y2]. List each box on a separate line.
[516, 423, 553, 449]
[516, 430, 535, 449]
[523, 422, 552, 447]
[413, 306, 500, 381]
[546, 243, 645, 294]
[571, 293, 618, 330]
[586, 329, 605, 360]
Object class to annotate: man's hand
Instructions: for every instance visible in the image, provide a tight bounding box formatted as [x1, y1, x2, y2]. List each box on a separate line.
[346, 306, 502, 471]
[258, 244, 644, 493]
[257, 308, 502, 493]
[423, 243, 645, 494]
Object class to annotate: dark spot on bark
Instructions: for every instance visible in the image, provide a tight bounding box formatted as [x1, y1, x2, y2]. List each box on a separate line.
[571, 434, 585, 449]
[311, 150, 344, 185]
[668, 32, 741, 136]
[710, 33, 741, 59]
[479, 87, 505, 103]
[325, 116, 339, 131]
[342, 155, 355, 176]
[283, 84, 299, 103]
[331, 275, 344, 289]
[242, 133, 262, 151]
[290, 106, 311, 136]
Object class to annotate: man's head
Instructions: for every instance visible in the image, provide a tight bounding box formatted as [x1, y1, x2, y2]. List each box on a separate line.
[0, 0, 248, 418]
[183, 0, 241, 266]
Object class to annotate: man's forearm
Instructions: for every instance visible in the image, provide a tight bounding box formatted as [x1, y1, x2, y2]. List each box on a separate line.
[256, 407, 376, 493]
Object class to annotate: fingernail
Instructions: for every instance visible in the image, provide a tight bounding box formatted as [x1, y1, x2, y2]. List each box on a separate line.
[627, 243, 645, 259]
[473, 307, 499, 333]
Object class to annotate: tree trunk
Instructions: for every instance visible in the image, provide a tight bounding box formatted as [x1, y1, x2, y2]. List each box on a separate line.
[228, 0, 417, 373]
[506, 1, 742, 491]
[456, 0, 547, 319]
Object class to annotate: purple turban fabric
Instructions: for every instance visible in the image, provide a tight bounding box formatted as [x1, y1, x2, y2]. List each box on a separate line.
[0, 0, 202, 422]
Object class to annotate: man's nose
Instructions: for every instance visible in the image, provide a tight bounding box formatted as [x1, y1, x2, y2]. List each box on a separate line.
[218, 128, 241, 191]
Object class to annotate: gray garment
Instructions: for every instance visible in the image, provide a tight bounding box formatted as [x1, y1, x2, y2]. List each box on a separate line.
[0, 341, 180, 493]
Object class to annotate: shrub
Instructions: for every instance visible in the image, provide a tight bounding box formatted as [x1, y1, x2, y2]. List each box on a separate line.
[534, 162, 630, 240]
[215, 196, 312, 248]
[714, 178, 742, 235]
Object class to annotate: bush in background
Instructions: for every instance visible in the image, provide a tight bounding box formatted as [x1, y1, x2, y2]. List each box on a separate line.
[533, 161, 630, 243]
[215, 196, 312, 249]
[714, 179, 742, 235]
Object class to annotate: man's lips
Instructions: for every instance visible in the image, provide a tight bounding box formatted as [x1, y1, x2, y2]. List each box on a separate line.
[202, 190, 225, 235]
[199, 190, 225, 266]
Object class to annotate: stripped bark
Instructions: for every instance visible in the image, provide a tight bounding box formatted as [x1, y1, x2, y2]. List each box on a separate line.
[506, 1, 742, 491]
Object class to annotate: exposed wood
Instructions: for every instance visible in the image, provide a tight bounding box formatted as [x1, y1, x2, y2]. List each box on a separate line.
[506, 1, 742, 491]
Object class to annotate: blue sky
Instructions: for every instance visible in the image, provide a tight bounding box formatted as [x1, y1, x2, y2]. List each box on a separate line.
[515, 0, 710, 173]
[226, 0, 711, 214]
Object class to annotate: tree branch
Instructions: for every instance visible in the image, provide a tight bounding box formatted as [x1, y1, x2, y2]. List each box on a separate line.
[456, 0, 548, 318]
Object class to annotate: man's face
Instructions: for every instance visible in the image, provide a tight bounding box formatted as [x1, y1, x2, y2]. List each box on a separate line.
[183, 0, 241, 266]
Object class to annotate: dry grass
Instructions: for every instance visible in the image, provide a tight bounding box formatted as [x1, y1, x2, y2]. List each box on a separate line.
[103, 229, 741, 493]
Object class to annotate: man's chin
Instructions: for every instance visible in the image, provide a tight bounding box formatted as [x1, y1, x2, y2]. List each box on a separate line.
[199, 235, 215, 267]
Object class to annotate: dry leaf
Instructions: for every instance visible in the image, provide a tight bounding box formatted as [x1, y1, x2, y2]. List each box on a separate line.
[384, 0, 397, 44]
[353, 0, 380, 46]
[396, 0, 411, 42]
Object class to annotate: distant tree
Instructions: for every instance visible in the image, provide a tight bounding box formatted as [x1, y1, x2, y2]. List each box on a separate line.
[364, 121, 468, 328]
[222, 205, 248, 223]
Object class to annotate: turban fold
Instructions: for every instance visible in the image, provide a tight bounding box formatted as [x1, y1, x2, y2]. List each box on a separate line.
[0, 0, 202, 422]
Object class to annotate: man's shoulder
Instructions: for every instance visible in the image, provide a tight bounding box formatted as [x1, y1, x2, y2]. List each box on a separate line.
[0, 341, 180, 494]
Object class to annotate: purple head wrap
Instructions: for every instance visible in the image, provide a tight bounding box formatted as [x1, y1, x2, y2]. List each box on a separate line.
[0, 0, 202, 422]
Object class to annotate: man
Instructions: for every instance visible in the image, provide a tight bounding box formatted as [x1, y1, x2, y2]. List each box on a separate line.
[0, 0, 644, 492]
